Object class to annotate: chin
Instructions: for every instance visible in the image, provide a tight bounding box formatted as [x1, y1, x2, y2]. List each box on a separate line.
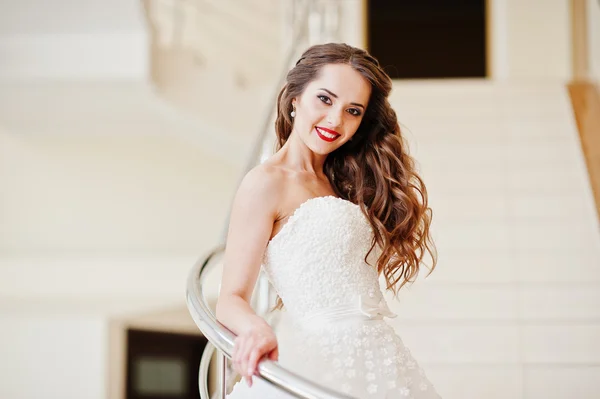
[299, 135, 331, 155]
[309, 141, 337, 156]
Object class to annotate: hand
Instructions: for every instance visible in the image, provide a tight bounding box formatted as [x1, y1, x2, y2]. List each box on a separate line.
[231, 322, 279, 388]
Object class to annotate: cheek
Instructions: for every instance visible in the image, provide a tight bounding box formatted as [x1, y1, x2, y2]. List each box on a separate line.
[299, 111, 322, 130]
[296, 110, 318, 134]
[304, 98, 327, 119]
[346, 116, 363, 133]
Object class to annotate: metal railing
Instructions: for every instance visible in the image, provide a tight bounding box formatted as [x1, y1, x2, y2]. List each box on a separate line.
[185, 1, 357, 398]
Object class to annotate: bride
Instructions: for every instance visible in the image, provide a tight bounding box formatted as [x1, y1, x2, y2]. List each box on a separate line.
[216, 43, 441, 398]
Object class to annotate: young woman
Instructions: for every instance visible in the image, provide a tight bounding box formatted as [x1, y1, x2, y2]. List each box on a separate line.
[216, 43, 440, 398]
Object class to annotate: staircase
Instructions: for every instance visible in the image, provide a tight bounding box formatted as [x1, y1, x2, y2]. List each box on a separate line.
[386, 80, 600, 398]
[142, 0, 284, 138]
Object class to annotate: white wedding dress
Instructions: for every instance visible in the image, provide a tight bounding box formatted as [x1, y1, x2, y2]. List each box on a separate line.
[227, 196, 441, 398]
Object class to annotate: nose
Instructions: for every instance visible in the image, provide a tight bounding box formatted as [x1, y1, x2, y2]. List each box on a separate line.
[326, 107, 343, 128]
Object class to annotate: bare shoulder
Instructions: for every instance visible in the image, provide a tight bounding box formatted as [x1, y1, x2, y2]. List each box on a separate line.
[233, 163, 287, 215]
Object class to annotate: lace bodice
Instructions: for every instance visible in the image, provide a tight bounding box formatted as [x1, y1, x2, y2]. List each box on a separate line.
[228, 195, 441, 398]
[262, 195, 387, 320]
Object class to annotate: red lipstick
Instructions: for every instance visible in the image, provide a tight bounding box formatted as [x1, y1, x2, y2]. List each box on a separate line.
[315, 126, 341, 142]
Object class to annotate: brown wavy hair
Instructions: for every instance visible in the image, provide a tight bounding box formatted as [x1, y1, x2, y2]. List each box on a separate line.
[274, 43, 437, 296]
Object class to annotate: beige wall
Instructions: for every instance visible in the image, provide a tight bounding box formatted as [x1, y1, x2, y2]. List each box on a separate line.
[0, 0, 147, 79]
[0, 313, 107, 399]
[0, 132, 238, 300]
[0, 133, 234, 254]
[503, 0, 571, 80]
[338, 0, 366, 48]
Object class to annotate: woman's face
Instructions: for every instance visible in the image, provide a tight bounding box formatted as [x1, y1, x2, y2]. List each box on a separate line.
[292, 63, 371, 155]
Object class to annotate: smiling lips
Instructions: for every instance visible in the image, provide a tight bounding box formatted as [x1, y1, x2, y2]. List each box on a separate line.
[315, 126, 341, 142]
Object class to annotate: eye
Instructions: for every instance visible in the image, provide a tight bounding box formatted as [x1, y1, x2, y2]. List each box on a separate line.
[347, 108, 362, 116]
[317, 95, 332, 105]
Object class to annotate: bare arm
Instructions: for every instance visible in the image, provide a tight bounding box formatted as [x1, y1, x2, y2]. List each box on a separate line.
[215, 167, 281, 384]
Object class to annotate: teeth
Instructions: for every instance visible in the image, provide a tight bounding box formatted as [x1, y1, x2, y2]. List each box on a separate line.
[317, 127, 338, 139]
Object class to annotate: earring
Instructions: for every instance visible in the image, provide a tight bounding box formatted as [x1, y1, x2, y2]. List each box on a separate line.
[291, 110, 296, 118]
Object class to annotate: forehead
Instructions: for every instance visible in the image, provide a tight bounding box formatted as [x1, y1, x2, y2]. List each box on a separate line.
[307, 63, 371, 104]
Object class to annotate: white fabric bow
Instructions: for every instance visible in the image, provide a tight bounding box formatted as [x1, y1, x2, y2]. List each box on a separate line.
[358, 294, 397, 319]
[299, 294, 398, 325]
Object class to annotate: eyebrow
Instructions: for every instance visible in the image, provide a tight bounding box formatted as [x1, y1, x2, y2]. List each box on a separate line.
[319, 88, 365, 109]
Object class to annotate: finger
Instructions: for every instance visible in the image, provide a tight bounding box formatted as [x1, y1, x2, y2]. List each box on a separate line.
[232, 338, 243, 367]
[245, 375, 253, 388]
[238, 339, 255, 377]
[233, 338, 250, 376]
[268, 346, 279, 361]
[247, 348, 262, 376]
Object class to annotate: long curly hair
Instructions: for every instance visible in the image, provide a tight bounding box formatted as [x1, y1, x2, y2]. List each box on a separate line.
[274, 43, 437, 295]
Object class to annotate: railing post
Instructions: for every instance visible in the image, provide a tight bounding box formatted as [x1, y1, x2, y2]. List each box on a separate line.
[218, 351, 227, 399]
